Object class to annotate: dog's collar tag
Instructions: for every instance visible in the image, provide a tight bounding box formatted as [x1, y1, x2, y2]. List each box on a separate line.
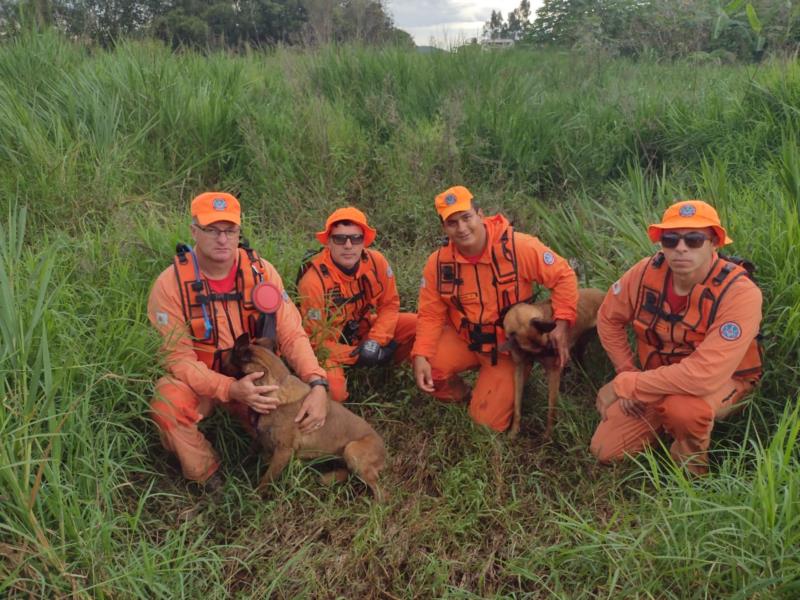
[252, 282, 282, 313]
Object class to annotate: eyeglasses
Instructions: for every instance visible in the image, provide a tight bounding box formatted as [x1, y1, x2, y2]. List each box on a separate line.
[330, 233, 364, 245]
[660, 231, 710, 249]
[195, 225, 240, 239]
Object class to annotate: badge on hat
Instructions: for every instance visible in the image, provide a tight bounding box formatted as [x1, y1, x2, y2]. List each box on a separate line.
[719, 321, 742, 341]
[445, 194, 457, 206]
[543, 251, 555, 265]
[679, 204, 697, 217]
[212, 197, 228, 211]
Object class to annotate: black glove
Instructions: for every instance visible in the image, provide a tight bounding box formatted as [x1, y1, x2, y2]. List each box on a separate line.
[350, 339, 397, 367]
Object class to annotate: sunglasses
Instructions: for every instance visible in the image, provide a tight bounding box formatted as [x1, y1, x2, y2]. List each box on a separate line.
[195, 225, 240, 239]
[660, 231, 710, 249]
[330, 233, 364, 245]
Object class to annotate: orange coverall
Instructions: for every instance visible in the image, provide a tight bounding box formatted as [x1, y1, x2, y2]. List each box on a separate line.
[412, 214, 578, 431]
[591, 254, 763, 473]
[148, 256, 326, 483]
[296, 248, 416, 402]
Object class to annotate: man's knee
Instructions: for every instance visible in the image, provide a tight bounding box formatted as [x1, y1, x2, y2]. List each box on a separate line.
[468, 395, 511, 432]
[659, 395, 714, 437]
[150, 377, 199, 430]
[590, 434, 624, 464]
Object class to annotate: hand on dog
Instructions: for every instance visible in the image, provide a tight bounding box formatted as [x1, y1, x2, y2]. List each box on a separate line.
[229, 372, 280, 414]
[595, 381, 619, 421]
[549, 319, 571, 368]
[295, 385, 328, 433]
[413, 356, 435, 393]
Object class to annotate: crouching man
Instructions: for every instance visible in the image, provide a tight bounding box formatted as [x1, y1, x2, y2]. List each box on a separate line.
[592, 200, 762, 474]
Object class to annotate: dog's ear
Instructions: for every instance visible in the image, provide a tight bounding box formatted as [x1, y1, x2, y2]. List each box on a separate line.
[253, 337, 276, 352]
[233, 333, 251, 354]
[531, 319, 557, 334]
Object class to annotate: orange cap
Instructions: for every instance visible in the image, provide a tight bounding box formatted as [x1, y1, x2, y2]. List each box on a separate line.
[315, 206, 376, 247]
[647, 200, 732, 246]
[435, 185, 474, 220]
[191, 192, 241, 226]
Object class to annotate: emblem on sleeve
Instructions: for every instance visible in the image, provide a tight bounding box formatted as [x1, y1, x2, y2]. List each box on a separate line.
[282, 290, 290, 302]
[156, 311, 168, 326]
[719, 321, 742, 341]
[308, 308, 321, 321]
[386, 266, 394, 278]
[612, 281, 621, 295]
[420, 276, 426, 288]
[543, 251, 555, 265]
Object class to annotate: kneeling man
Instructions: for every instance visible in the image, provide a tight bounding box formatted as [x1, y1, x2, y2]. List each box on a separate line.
[592, 200, 762, 474]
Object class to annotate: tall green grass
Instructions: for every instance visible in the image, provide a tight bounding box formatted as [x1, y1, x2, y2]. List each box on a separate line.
[1, 31, 798, 597]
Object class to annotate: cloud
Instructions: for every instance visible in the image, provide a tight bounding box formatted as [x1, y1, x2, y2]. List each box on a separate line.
[387, 0, 540, 45]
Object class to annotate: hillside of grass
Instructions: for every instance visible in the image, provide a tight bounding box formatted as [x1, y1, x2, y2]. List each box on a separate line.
[1, 32, 798, 597]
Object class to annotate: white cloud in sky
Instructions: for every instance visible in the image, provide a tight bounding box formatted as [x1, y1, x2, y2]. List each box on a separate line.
[387, 0, 543, 46]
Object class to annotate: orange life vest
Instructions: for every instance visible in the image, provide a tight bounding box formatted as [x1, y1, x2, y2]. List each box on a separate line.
[435, 225, 528, 364]
[173, 243, 269, 370]
[632, 252, 762, 380]
[296, 248, 385, 342]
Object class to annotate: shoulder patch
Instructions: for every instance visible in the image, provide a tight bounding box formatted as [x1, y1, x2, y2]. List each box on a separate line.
[156, 311, 168, 326]
[542, 251, 555, 266]
[386, 265, 394, 278]
[612, 281, 621, 295]
[719, 321, 742, 341]
[420, 276, 426, 289]
[307, 308, 321, 321]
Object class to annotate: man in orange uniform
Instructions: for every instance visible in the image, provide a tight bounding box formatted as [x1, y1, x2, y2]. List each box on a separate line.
[592, 200, 762, 474]
[412, 185, 579, 432]
[296, 207, 416, 402]
[148, 192, 329, 488]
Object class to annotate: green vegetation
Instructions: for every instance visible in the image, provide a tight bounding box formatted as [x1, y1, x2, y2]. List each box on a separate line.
[1, 31, 799, 597]
[485, 0, 800, 61]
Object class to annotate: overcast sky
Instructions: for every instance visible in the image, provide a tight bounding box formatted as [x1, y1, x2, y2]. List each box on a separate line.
[387, 0, 543, 47]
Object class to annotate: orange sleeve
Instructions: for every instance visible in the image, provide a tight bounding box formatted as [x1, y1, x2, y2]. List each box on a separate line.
[597, 259, 648, 374]
[515, 234, 578, 326]
[147, 269, 234, 402]
[411, 254, 449, 359]
[614, 278, 762, 402]
[365, 251, 400, 345]
[296, 267, 358, 365]
[264, 261, 327, 382]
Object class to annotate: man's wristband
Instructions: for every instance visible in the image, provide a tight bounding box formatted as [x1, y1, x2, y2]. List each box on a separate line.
[308, 378, 329, 390]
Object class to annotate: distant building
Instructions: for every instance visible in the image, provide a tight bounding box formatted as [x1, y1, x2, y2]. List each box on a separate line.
[481, 38, 514, 50]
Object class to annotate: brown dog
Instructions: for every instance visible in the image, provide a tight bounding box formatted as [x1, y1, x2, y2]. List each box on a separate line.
[221, 333, 386, 501]
[500, 288, 606, 438]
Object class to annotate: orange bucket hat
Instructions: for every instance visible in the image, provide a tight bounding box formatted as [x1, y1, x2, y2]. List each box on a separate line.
[647, 200, 732, 246]
[435, 185, 474, 220]
[316, 206, 376, 247]
[191, 192, 241, 226]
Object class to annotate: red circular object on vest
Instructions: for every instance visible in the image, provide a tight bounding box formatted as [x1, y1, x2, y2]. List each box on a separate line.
[252, 282, 281, 314]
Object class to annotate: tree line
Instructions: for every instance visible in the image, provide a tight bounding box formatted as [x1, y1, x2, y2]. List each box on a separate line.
[484, 0, 800, 61]
[0, 0, 413, 49]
